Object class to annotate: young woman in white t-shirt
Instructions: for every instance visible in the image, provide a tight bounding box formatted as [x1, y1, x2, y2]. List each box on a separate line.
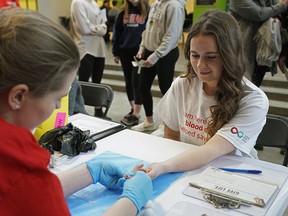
[143, 9, 269, 179]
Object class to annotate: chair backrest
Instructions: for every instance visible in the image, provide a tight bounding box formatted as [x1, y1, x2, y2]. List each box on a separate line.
[256, 114, 288, 166]
[78, 81, 114, 117]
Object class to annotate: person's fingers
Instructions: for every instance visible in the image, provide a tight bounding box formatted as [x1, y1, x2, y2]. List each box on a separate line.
[115, 177, 127, 188]
[132, 163, 144, 173]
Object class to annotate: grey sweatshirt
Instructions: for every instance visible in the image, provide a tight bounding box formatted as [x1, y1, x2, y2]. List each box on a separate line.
[139, 0, 186, 64]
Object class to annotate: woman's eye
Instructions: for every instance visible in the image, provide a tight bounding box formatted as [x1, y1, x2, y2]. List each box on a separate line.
[191, 55, 199, 58]
[207, 56, 217, 59]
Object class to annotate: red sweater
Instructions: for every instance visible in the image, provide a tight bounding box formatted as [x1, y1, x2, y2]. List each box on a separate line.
[0, 118, 70, 216]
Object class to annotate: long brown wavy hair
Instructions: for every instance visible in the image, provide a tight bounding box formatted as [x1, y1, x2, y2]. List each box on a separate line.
[120, 0, 149, 19]
[183, 9, 246, 140]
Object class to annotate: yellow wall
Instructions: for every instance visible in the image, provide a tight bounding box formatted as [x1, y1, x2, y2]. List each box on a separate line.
[97, 0, 105, 7]
[37, 0, 71, 24]
[186, 0, 194, 14]
[19, 0, 38, 10]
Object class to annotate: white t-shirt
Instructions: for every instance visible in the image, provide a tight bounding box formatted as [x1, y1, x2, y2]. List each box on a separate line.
[154, 76, 269, 159]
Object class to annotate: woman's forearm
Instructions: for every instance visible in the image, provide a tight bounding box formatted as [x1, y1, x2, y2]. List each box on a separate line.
[103, 197, 137, 216]
[57, 164, 93, 197]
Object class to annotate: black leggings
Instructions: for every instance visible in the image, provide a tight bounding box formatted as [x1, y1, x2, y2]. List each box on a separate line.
[119, 49, 142, 105]
[139, 47, 179, 117]
[78, 54, 105, 83]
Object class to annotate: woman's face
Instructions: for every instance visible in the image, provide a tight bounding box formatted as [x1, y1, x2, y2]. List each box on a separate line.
[17, 70, 76, 131]
[190, 34, 223, 92]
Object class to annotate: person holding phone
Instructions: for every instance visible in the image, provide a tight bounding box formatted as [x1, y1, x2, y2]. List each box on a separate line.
[131, 0, 186, 132]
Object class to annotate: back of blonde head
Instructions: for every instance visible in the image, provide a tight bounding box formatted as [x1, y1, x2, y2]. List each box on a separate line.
[0, 8, 80, 97]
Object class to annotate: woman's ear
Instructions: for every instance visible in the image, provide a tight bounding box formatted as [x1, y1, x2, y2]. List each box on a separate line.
[7, 84, 29, 110]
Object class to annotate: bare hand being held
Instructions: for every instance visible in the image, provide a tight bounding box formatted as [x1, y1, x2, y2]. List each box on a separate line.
[144, 162, 166, 179]
[114, 56, 120, 64]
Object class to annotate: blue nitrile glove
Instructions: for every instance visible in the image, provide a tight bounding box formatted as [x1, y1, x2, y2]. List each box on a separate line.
[119, 171, 153, 212]
[86, 160, 126, 189]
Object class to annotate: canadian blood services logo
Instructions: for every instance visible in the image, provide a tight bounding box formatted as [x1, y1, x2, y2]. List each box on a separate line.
[230, 127, 244, 138]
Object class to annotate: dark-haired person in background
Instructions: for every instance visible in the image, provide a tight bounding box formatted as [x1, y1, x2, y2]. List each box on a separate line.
[112, 0, 149, 126]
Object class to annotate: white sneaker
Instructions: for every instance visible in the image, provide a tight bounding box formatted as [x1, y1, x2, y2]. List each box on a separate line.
[151, 123, 164, 137]
[131, 120, 156, 132]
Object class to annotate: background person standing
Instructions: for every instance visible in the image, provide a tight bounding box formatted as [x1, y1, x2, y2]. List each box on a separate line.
[230, 0, 288, 151]
[70, 0, 108, 117]
[112, 0, 149, 126]
[131, 0, 186, 132]
[229, 0, 288, 87]
[100, 0, 112, 42]
[108, 0, 120, 30]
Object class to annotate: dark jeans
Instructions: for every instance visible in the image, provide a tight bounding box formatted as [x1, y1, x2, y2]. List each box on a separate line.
[139, 47, 179, 117]
[78, 54, 105, 84]
[119, 48, 142, 105]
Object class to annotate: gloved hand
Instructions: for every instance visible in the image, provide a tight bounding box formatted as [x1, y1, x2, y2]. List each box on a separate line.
[86, 160, 126, 189]
[120, 171, 153, 212]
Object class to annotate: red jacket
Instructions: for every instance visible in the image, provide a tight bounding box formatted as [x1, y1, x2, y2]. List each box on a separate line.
[0, 118, 71, 216]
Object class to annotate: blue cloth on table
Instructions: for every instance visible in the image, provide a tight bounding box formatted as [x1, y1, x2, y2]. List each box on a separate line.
[66, 151, 183, 216]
